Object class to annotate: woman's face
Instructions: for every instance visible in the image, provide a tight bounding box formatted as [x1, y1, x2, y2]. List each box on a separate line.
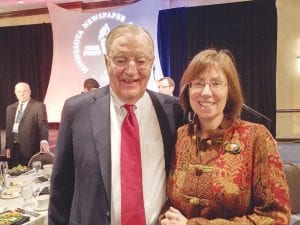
[189, 67, 228, 128]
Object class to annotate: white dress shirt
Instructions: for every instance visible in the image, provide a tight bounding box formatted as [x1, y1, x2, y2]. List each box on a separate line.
[12, 100, 29, 133]
[14, 100, 29, 121]
[110, 89, 166, 225]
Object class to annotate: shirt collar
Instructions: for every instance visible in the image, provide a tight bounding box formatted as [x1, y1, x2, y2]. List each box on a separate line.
[110, 87, 148, 111]
[19, 98, 30, 105]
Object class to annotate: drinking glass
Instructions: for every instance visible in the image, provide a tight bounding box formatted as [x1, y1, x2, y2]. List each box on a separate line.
[21, 185, 33, 209]
[1, 162, 8, 174]
[3, 161, 9, 188]
[32, 184, 41, 199]
[0, 161, 9, 189]
[43, 164, 53, 180]
[32, 161, 42, 176]
[0, 175, 4, 193]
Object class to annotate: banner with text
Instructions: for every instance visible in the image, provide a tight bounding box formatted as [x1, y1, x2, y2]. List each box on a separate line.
[45, 1, 162, 122]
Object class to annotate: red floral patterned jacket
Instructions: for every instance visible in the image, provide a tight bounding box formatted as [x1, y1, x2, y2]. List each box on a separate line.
[165, 119, 291, 225]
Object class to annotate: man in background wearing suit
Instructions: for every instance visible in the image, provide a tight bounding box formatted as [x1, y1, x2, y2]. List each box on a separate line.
[157, 77, 175, 96]
[48, 24, 184, 225]
[5, 82, 49, 168]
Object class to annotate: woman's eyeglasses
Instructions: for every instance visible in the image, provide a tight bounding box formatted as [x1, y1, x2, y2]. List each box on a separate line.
[189, 80, 228, 92]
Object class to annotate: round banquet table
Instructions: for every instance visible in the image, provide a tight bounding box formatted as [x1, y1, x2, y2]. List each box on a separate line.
[0, 169, 49, 225]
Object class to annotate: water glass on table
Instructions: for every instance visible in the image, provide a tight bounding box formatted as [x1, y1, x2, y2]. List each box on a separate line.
[21, 185, 33, 209]
[43, 164, 53, 180]
[32, 161, 42, 176]
[0, 161, 9, 189]
[0, 161, 8, 174]
[0, 176, 4, 193]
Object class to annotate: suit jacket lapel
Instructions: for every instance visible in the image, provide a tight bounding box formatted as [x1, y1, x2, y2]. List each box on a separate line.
[20, 99, 32, 123]
[9, 103, 18, 131]
[12, 103, 18, 121]
[89, 87, 111, 207]
[147, 90, 174, 174]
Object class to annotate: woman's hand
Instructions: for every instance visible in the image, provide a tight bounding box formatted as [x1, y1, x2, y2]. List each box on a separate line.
[160, 207, 187, 225]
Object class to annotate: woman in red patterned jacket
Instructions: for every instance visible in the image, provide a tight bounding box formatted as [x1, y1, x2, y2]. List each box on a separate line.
[159, 48, 291, 225]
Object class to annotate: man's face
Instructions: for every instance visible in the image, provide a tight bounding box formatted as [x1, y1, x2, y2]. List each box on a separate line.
[105, 33, 154, 104]
[15, 83, 31, 103]
[158, 79, 174, 96]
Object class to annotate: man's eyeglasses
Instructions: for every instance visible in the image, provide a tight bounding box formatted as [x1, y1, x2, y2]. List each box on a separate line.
[189, 80, 228, 92]
[107, 55, 153, 70]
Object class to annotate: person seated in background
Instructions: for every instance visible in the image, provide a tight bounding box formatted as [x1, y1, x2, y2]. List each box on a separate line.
[159, 48, 291, 225]
[83, 78, 100, 93]
[158, 77, 175, 96]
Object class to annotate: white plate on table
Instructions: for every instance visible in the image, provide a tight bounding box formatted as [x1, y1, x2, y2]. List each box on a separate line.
[33, 205, 48, 212]
[0, 187, 21, 199]
[8, 180, 30, 188]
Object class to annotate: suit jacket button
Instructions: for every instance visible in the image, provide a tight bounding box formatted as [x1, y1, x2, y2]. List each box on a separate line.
[106, 211, 110, 217]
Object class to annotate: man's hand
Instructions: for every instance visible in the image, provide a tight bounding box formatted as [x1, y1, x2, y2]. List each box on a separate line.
[5, 149, 11, 158]
[40, 141, 50, 153]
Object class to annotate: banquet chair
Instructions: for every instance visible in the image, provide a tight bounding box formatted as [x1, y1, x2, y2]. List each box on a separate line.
[28, 152, 54, 169]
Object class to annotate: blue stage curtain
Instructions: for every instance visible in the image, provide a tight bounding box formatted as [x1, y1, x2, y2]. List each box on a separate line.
[157, 0, 277, 136]
[158, 7, 186, 97]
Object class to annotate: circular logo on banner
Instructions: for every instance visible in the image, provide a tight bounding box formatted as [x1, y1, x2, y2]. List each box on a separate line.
[72, 11, 132, 85]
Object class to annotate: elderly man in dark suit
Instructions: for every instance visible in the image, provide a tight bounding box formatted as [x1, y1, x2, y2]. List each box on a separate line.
[48, 24, 185, 225]
[5, 82, 49, 168]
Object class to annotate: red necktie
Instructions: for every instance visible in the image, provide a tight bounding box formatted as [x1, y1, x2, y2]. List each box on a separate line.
[121, 104, 146, 225]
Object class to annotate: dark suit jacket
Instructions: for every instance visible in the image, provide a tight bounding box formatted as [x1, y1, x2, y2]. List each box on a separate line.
[48, 86, 185, 225]
[5, 98, 49, 158]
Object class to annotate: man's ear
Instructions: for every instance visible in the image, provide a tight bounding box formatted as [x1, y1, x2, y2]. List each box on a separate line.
[104, 55, 109, 66]
[104, 55, 111, 74]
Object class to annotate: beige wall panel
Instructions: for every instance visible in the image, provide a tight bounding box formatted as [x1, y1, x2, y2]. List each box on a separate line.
[276, 0, 300, 139]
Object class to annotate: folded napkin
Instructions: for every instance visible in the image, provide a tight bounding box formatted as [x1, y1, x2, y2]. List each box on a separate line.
[39, 186, 50, 195]
[0, 206, 7, 213]
[37, 176, 48, 183]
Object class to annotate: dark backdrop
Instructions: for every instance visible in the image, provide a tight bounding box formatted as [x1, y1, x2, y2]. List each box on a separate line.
[0, 24, 53, 130]
[158, 0, 277, 136]
[0, 0, 277, 136]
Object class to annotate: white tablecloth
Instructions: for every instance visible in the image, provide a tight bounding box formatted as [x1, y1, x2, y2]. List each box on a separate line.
[0, 170, 49, 225]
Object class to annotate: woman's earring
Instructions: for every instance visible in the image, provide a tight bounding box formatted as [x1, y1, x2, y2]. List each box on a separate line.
[188, 111, 195, 124]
